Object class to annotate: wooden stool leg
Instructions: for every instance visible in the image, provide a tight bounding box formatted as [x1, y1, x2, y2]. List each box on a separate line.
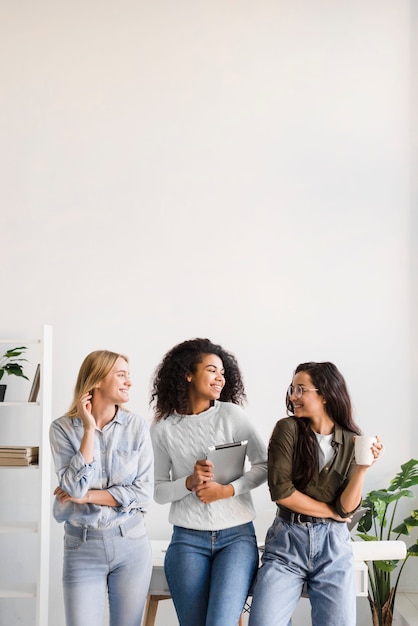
[143, 595, 159, 626]
[142, 595, 172, 626]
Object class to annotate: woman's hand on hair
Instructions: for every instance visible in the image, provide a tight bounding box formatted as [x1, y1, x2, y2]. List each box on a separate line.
[77, 391, 96, 431]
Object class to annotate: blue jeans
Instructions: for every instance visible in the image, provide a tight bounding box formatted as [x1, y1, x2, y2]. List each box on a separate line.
[62, 514, 152, 626]
[248, 513, 356, 626]
[164, 522, 259, 626]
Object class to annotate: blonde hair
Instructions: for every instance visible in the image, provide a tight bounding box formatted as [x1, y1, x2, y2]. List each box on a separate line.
[67, 350, 129, 418]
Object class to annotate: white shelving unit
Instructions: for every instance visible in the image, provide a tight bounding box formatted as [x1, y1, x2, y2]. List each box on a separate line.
[0, 325, 52, 626]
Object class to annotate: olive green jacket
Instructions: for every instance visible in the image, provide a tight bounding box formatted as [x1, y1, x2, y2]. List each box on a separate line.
[268, 416, 360, 517]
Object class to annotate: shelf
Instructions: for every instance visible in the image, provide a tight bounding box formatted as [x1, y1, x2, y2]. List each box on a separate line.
[0, 325, 52, 626]
[0, 583, 36, 598]
[0, 465, 39, 470]
[0, 339, 41, 345]
[0, 402, 40, 407]
[0, 521, 38, 533]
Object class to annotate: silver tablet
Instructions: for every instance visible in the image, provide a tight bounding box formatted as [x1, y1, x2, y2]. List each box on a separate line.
[206, 440, 248, 484]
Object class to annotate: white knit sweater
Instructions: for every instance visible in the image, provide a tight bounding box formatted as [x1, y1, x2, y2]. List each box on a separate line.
[150, 401, 267, 531]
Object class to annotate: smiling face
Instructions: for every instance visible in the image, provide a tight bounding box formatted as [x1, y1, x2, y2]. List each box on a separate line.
[289, 370, 327, 420]
[95, 356, 132, 405]
[186, 353, 225, 414]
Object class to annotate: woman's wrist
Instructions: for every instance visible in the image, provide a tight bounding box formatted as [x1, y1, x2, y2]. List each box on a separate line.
[224, 484, 235, 498]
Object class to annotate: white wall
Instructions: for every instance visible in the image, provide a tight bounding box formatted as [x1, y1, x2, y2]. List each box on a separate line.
[0, 1, 416, 624]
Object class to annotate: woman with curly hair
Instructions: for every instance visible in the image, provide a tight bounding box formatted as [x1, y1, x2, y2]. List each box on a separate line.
[248, 362, 383, 626]
[150, 338, 267, 626]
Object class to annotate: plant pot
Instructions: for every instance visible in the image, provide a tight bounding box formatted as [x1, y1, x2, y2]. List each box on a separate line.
[0, 384, 6, 402]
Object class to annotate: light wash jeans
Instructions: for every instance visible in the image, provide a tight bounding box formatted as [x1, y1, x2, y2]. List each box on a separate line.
[164, 522, 259, 626]
[248, 513, 356, 626]
[62, 514, 152, 626]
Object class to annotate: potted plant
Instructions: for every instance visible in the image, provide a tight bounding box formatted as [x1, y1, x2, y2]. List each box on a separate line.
[355, 458, 418, 626]
[0, 346, 29, 401]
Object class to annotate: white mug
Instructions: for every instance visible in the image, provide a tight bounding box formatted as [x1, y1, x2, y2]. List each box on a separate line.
[354, 436, 377, 466]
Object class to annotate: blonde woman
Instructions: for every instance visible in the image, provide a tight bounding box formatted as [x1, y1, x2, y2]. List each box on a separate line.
[50, 350, 153, 626]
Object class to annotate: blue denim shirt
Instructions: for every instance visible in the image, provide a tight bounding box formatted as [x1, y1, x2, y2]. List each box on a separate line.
[50, 408, 154, 528]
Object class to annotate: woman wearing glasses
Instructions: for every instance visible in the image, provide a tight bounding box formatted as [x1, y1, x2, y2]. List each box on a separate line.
[248, 361, 383, 626]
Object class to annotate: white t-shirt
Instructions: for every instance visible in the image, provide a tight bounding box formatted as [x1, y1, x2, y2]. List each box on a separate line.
[314, 431, 335, 472]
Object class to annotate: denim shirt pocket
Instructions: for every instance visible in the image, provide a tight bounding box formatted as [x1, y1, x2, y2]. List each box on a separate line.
[111, 450, 140, 485]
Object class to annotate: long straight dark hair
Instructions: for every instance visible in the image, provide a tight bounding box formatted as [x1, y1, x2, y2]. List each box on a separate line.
[286, 362, 362, 491]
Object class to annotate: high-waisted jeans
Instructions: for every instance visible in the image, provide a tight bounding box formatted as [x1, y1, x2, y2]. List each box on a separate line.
[248, 512, 356, 626]
[62, 514, 152, 626]
[164, 522, 259, 626]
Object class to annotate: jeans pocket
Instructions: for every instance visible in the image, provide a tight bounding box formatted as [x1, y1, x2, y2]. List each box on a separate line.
[332, 520, 350, 542]
[264, 517, 284, 547]
[64, 534, 83, 551]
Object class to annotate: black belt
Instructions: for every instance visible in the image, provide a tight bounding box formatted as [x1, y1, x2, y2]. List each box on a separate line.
[277, 507, 329, 525]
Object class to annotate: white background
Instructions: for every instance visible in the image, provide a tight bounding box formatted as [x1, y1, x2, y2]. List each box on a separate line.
[1, 1, 417, 624]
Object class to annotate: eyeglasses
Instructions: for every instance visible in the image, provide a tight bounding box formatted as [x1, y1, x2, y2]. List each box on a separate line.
[287, 384, 319, 399]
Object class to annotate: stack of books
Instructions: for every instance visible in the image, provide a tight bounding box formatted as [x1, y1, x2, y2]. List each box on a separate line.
[0, 446, 39, 466]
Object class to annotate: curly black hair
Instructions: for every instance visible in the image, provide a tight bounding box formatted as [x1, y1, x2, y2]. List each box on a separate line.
[150, 338, 246, 420]
[285, 362, 362, 491]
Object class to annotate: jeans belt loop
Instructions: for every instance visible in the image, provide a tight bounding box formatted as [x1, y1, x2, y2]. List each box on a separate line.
[82, 528, 87, 542]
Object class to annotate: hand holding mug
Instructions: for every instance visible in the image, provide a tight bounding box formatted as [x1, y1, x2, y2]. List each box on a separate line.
[354, 435, 384, 466]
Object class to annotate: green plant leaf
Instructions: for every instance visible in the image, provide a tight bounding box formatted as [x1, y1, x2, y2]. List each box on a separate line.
[3, 364, 29, 380]
[392, 521, 410, 536]
[388, 459, 418, 491]
[357, 509, 374, 533]
[392, 510, 418, 536]
[354, 458, 418, 625]
[404, 510, 418, 522]
[0, 346, 29, 380]
[407, 541, 418, 556]
[372, 560, 400, 573]
[356, 532, 378, 542]
[369, 489, 414, 504]
[1, 347, 27, 358]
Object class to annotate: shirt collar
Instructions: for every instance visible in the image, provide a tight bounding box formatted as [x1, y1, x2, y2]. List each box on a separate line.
[112, 407, 129, 424]
[332, 423, 344, 445]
